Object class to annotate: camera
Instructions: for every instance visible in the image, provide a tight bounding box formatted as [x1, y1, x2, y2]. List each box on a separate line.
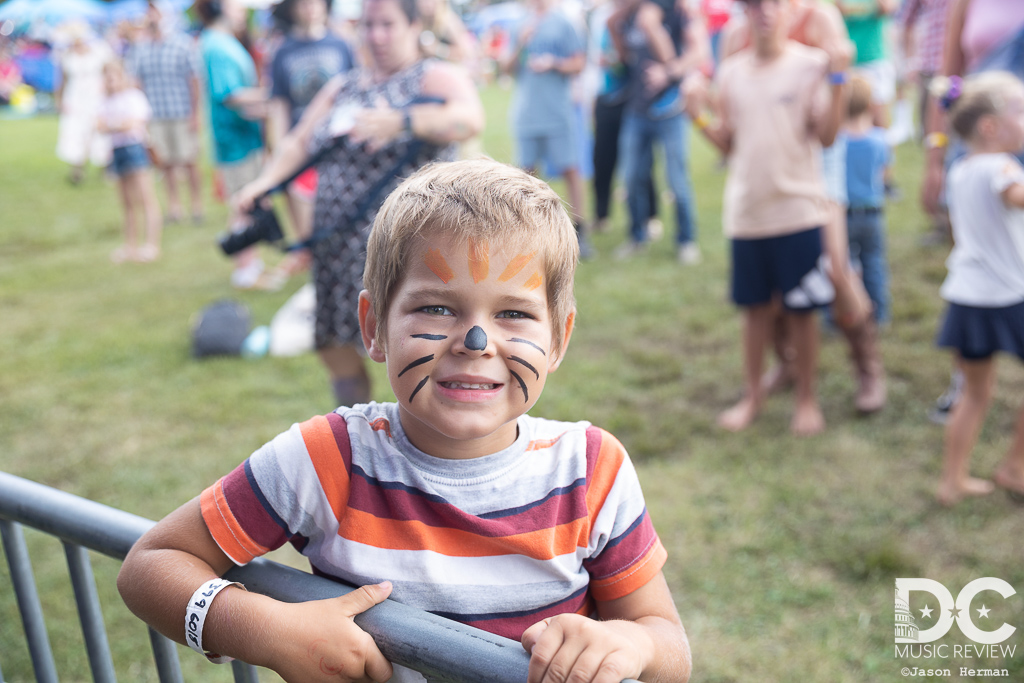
[217, 204, 285, 255]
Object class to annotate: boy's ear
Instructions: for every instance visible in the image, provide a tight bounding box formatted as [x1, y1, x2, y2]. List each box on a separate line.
[547, 309, 576, 372]
[358, 291, 387, 363]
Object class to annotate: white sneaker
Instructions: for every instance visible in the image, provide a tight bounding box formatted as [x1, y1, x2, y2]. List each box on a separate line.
[677, 242, 702, 265]
[647, 217, 664, 241]
[231, 259, 265, 289]
[613, 241, 646, 261]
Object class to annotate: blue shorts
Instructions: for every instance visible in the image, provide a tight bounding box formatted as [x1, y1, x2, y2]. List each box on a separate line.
[731, 227, 834, 311]
[516, 129, 576, 174]
[110, 143, 150, 177]
[937, 300, 1024, 361]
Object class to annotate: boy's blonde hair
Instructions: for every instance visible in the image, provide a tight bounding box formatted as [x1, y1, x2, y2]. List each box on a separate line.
[847, 76, 872, 119]
[364, 158, 579, 358]
[935, 71, 1024, 140]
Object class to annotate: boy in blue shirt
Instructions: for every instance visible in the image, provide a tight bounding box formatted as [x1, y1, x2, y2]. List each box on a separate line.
[843, 75, 892, 325]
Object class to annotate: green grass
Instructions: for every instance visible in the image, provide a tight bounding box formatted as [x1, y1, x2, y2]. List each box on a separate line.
[2, 86, 1024, 682]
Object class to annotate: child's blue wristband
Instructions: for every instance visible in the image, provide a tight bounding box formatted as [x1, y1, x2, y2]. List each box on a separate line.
[829, 72, 848, 86]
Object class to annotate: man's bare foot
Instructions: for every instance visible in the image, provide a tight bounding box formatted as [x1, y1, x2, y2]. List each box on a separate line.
[936, 477, 995, 507]
[761, 364, 793, 395]
[717, 396, 761, 432]
[110, 245, 136, 263]
[993, 466, 1024, 503]
[791, 402, 825, 436]
[135, 244, 160, 262]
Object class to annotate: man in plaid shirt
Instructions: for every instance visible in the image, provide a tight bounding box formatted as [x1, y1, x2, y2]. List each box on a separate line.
[127, 3, 204, 224]
[897, 0, 951, 139]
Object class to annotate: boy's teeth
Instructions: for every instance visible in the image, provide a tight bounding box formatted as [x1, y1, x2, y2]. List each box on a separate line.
[446, 382, 495, 390]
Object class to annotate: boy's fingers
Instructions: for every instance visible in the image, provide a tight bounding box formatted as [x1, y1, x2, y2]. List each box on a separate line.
[525, 619, 565, 683]
[521, 617, 552, 653]
[337, 581, 392, 617]
[363, 643, 394, 683]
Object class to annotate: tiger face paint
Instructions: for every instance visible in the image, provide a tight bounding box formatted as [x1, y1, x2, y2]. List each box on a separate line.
[359, 233, 571, 460]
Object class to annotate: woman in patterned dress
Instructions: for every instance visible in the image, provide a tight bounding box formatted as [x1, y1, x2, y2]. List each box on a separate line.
[236, 0, 484, 406]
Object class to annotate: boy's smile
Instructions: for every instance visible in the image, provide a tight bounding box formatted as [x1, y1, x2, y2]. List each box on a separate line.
[360, 233, 572, 459]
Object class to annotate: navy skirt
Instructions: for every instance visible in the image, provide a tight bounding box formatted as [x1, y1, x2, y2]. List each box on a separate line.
[937, 300, 1024, 360]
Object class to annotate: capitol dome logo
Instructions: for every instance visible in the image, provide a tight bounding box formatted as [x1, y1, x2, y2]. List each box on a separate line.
[895, 588, 920, 641]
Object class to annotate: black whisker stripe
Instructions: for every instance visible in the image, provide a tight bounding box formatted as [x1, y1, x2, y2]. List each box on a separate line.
[409, 376, 429, 403]
[509, 337, 546, 356]
[508, 356, 539, 380]
[412, 334, 447, 340]
[509, 370, 529, 402]
[398, 354, 434, 377]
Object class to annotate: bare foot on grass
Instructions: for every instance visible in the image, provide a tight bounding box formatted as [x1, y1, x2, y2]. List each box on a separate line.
[993, 466, 1024, 503]
[790, 402, 825, 437]
[936, 477, 995, 507]
[717, 396, 761, 432]
[110, 245, 136, 264]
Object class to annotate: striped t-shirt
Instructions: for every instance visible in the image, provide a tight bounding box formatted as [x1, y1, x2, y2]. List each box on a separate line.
[201, 402, 666, 653]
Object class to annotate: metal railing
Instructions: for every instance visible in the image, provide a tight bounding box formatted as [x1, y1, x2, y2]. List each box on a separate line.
[0, 471, 545, 683]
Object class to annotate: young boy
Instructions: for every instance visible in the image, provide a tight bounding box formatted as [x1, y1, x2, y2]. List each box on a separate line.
[843, 75, 892, 326]
[685, 0, 845, 435]
[117, 159, 691, 683]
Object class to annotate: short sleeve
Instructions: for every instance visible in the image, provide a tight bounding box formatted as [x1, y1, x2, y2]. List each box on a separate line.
[200, 413, 354, 566]
[269, 43, 288, 100]
[991, 156, 1024, 195]
[581, 427, 667, 602]
[129, 90, 151, 122]
[561, 17, 585, 58]
[205, 51, 246, 103]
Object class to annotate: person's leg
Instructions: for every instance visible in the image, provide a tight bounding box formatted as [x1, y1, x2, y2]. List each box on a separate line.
[162, 163, 183, 221]
[320, 345, 371, 407]
[658, 114, 697, 247]
[185, 162, 204, 220]
[787, 309, 825, 436]
[718, 303, 773, 431]
[112, 175, 138, 262]
[618, 112, 653, 246]
[592, 99, 622, 228]
[937, 355, 997, 505]
[994, 387, 1024, 498]
[133, 167, 162, 259]
[856, 212, 890, 324]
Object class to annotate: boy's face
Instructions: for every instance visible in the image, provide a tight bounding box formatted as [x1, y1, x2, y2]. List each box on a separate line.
[360, 231, 573, 459]
[745, 0, 788, 44]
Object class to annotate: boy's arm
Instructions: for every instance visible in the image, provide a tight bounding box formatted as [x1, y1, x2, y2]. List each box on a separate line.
[521, 572, 690, 683]
[1003, 183, 1024, 209]
[118, 498, 393, 683]
[684, 71, 731, 155]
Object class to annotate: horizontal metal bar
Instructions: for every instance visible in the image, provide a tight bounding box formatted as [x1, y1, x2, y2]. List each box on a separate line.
[0, 472, 153, 560]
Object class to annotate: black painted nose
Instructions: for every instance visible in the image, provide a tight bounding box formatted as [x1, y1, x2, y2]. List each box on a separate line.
[464, 325, 487, 351]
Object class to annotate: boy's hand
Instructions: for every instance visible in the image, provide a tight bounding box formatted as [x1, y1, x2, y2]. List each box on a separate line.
[265, 581, 394, 683]
[522, 614, 649, 683]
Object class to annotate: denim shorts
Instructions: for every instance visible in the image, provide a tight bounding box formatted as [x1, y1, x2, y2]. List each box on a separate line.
[516, 128, 577, 175]
[731, 227, 834, 311]
[110, 143, 150, 177]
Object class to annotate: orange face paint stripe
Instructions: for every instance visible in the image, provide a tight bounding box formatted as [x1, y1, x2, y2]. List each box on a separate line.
[498, 252, 536, 282]
[424, 248, 455, 284]
[523, 271, 543, 291]
[468, 238, 489, 283]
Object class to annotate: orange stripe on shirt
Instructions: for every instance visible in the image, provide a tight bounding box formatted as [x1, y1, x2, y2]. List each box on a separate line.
[585, 430, 626, 523]
[201, 484, 268, 564]
[589, 539, 667, 602]
[339, 507, 587, 559]
[300, 415, 350, 523]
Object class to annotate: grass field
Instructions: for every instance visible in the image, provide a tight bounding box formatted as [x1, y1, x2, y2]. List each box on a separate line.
[2, 85, 1024, 683]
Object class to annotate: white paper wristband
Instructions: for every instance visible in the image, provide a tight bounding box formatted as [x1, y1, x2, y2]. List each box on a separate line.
[185, 578, 244, 664]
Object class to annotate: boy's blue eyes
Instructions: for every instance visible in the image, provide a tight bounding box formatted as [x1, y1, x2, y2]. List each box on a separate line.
[416, 306, 533, 320]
